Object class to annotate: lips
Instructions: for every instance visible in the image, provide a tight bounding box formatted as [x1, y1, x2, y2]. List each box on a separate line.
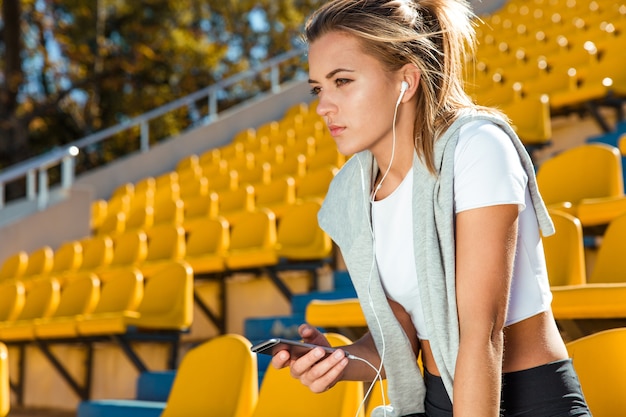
[328, 124, 345, 137]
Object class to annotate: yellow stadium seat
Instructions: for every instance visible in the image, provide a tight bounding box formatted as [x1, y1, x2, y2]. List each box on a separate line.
[179, 175, 209, 201]
[307, 146, 347, 171]
[201, 158, 228, 178]
[207, 169, 238, 192]
[232, 127, 257, 147]
[130, 177, 156, 212]
[619, 134, 626, 156]
[243, 134, 270, 155]
[500, 94, 552, 147]
[78, 235, 114, 273]
[276, 201, 332, 261]
[76, 261, 193, 334]
[101, 230, 148, 279]
[22, 246, 54, 279]
[542, 210, 586, 286]
[0, 278, 61, 341]
[225, 209, 278, 271]
[152, 198, 185, 227]
[213, 186, 256, 226]
[255, 121, 280, 144]
[305, 299, 366, 328]
[0, 281, 25, 323]
[34, 273, 101, 339]
[184, 217, 229, 275]
[254, 177, 297, 219]
[139, 224, 186, 278]
[93, 184, 133, 232]
[175, 154, 200, 174]
[283, 136, 316, 159]
[587, 212, 626, 284]
[110, 182, 134, 201]
[536, 144, 626, 227]
[182, 193, 219, 230]
[97, 211, 127, 237]
[160, 334, 258, 417]
[199, 148, 222, 168]
[125, 205, 155, 232]
[551, 283, 626, 321]
[254, 143, 284, 164]
[50, 240, 83, 280]
[251, 333, 364, 417]
[153, 172, 181, 204]
[566, 328, 626, 417]
[75, 268, 143, 332]
[236, 164, 271, 186]
[90, 199, 108, 232]
[473, 71, 519, 107]
[270, 153, 307, 180]
[127, 260, 190, 339]
[296, 166, 338, 202]
[280, 114, 304, 132]
[227, 152, 256, 174]
[0, 251, 27, 282]
[0, 342, 8, 417]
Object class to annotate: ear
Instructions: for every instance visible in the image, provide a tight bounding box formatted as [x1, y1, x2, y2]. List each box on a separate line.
[399, 64, 421, 103]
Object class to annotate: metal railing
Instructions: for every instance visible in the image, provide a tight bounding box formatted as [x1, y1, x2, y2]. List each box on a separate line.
[0, 47, 307, 210]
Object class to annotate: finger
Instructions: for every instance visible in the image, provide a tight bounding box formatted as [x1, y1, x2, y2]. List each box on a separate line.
[306, 351, 350, 393]
[290, 346, 328, 377]
[271, 349, 291, 369]
[299, 325, 329, 346]
[293, 347, 346, 381]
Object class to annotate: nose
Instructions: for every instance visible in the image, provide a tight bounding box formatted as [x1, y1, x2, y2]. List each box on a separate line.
[315, 93, 336, 119]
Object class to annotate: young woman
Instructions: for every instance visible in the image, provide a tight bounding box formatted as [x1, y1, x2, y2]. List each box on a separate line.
[271, 1, 591, 416]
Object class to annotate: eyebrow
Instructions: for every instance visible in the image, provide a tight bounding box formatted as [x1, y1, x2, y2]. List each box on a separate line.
[308, 68, 355, 84]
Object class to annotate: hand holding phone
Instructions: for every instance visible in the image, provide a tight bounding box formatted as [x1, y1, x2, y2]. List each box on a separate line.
[251, 338, 349, 360]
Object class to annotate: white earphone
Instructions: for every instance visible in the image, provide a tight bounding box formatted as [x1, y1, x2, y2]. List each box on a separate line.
[397, 81, 409, 104]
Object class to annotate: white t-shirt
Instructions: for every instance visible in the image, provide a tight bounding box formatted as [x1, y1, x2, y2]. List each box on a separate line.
[372, 120, 552, 340]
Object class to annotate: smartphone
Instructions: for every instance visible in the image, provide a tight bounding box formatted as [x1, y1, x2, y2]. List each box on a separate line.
[250, 338, 348, 359]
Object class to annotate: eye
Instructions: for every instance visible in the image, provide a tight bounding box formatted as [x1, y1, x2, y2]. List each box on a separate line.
[309, 86, 322, 96]
[335, 78, 352, 87]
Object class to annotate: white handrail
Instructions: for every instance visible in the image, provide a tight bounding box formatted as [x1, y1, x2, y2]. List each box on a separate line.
[0, 47, 306, 210]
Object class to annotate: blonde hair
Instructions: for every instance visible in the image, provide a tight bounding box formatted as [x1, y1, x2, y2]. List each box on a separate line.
[305, 0, 502, 174]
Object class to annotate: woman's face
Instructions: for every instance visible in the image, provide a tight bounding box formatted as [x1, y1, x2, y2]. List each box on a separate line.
[308, 31, 403, 157]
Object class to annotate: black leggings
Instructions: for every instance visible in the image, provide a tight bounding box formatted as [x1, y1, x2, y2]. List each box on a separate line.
[404, 359, 591, 417]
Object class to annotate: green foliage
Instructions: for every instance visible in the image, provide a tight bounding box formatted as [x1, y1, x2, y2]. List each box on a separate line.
[0, 0, 323, 179]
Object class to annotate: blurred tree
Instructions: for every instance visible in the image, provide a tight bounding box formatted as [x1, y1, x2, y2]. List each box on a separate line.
[0, 0, 322, 178]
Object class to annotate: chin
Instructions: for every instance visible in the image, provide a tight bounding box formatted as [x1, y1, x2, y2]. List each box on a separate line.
[335, 141, 364, 157]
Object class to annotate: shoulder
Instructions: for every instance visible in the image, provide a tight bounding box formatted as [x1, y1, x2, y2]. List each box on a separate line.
[318, 155, 364, 224]
[455, 119, 520, 163]
[453, 119, 528, 212]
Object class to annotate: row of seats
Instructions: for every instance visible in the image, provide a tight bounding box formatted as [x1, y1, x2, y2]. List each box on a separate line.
[93, 165, 338, 238]
[0, 261, 193, 342]
[77, 328, 626, 417]
[77, 332, 366, 417]
[91, 105, 341, 235]
[543, 210, 626, 286]
[0, 200, 332, 287]
[535, 142, 626, 228]
[466, 0, 626, 144]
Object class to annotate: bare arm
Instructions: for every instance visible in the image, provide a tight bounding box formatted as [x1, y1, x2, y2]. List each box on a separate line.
[453, 204, 518, 417]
